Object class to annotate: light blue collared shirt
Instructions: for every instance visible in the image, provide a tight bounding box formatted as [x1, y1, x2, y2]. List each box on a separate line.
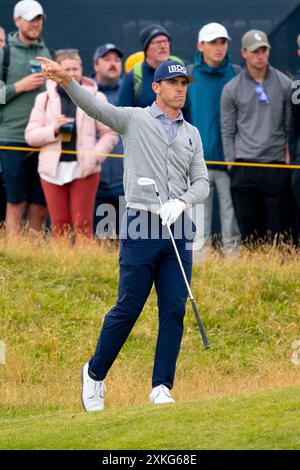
[150, 101, 184, 143]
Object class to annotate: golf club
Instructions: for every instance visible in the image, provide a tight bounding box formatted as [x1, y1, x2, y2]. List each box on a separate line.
[138, 177, 210, 349]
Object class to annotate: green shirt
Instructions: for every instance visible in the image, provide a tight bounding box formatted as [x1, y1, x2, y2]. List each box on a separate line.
[0, 31, 52, 143]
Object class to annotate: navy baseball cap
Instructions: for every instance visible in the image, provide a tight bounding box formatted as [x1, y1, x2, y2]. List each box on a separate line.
[153, 60, 195, 83]
[93, 43, 123, 62]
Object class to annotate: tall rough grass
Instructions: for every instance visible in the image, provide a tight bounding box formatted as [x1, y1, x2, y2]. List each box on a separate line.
[0, 231, 299, 411]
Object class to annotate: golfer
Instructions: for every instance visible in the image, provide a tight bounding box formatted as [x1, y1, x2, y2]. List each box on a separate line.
[38, 55, 209, 410]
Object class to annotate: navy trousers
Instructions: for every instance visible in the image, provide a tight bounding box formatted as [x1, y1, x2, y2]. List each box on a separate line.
[89, 209, 194, 389]
[93, 184, 125, 237]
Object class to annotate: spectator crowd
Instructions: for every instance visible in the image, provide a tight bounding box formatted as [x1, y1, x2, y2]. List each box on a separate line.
[1, 0, 300, 256]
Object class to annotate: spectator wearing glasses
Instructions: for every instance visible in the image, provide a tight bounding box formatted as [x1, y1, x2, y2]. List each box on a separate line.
[221, 30, 293, 244]
[118, 24, 183, 109]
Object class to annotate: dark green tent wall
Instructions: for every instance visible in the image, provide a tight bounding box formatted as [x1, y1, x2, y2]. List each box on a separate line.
[1, 0, 300, 76]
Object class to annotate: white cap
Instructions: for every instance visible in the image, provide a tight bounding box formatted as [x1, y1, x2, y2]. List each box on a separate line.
[14, 0, 45, 21]
[198, 23, 231, 43]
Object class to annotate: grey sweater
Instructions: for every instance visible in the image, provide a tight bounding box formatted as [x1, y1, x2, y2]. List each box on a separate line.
[63, 79, 209, 211]
[221, 66, 292, 163]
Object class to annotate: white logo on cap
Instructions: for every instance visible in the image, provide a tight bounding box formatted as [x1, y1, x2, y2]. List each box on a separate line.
[106, 43, 116, 49]
[254, 33, 262, 41]
[168, 65, 186, 74]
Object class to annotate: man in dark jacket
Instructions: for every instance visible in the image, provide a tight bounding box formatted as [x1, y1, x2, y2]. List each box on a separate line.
[189, 23, 240, 258]
[0, 0, 52, 236]
[92, 43, 125, 237]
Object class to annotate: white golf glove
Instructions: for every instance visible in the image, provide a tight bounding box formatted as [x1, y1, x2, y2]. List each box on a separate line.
[158, 199, 186, 226]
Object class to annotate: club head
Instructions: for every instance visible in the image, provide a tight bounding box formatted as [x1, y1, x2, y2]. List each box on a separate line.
[138, 177, 156, 186]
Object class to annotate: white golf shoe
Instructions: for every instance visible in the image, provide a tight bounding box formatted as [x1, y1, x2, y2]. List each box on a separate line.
[149, 384, 175, 405]
[81, 362, 105, 412]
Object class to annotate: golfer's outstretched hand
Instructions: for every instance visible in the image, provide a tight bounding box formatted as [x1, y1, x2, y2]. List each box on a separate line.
[36, 56, 72, 86]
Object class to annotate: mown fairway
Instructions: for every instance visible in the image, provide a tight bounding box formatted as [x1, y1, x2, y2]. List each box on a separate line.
[0, 235, 299, 449]
[1, 386, 299, 449]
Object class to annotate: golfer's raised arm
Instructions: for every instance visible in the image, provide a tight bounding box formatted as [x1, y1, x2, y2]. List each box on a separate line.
[36, 56, 130, 135]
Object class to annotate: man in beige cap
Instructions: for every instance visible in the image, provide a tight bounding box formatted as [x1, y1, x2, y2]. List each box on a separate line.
[221, 30, 293, 244]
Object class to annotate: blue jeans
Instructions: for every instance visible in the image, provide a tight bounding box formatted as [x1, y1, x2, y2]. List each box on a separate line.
[89, 209, 194, 389]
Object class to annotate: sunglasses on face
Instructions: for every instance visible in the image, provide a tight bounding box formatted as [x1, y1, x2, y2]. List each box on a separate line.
[254, 83, 269, 103]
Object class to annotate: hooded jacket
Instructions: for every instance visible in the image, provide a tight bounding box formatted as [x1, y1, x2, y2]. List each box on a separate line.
[25, 78, 118, 178]
[189, 51, 238, 169]
[0, 31, 52, 142]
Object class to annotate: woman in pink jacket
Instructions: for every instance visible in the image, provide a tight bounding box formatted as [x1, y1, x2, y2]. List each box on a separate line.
[25, 49, 118, 238]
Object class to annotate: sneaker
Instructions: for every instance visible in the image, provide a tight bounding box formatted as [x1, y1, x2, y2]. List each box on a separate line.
[81, 362, 105, 412]
[149, 385, 175, 404]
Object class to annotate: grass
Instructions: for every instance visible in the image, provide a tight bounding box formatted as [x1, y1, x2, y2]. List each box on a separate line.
[0, 233, 299, 449]
[0, 386, 299, 449]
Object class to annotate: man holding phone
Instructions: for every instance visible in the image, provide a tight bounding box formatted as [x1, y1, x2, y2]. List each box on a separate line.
[0, 1, 52, 235]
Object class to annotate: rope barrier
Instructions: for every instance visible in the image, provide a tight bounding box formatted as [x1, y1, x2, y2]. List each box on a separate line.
[0, 145, 123, 159]
[0, 145, 299, 169]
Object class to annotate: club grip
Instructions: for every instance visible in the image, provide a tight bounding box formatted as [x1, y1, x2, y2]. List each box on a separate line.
[191, 299, 210, 349]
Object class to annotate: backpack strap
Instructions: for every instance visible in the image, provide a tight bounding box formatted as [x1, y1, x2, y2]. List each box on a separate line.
[2, 45, 10, 84]
[133, 61, 143, 102]
[169, 55, 184, 64]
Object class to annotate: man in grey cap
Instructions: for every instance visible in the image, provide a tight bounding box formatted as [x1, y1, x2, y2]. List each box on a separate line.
[118, 23, 182, 108]
[221, 30, 293, 244]
[0, 0, 52, 236]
